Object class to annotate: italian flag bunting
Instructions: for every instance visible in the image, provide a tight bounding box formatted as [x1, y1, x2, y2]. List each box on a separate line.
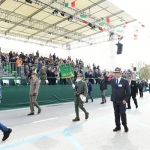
[65, 1, 76, 8]
[139, 22, 145, 27]
[80, 14, 87, 24]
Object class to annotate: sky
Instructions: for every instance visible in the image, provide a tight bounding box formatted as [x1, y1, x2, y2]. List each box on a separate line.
[0, 0, 150, 70]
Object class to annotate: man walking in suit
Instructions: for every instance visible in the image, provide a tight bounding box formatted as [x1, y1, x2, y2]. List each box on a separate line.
[108, 67, 130, 132]
[28, 70, 41, 116]
[72, 73, 89, 121]
[85, 79, 93, 102]
[137, 79, 144, 97]
[126, 75, 138, 109]
[0, 122, 12, 141]
[99, 75, 108, 104]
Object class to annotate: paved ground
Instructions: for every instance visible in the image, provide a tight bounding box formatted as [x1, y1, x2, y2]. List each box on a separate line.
[0, 92, 150, 150]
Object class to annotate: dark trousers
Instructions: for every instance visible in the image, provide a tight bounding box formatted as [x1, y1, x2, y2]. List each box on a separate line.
[127, 94, 138, 108]
[113, 102, 127, 127]
[139, 89, 143, 97]
[74, 97, 87, 118]
[86, 92, 93, 102]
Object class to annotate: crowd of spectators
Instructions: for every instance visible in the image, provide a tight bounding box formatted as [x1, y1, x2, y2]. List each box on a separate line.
[0, 48, 140, 86]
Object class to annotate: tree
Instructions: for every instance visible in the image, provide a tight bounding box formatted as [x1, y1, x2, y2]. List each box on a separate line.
[140, 64, 150, 79]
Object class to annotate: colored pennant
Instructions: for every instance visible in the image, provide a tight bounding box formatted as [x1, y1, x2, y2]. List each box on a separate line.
[139, 22, 145, 27]
[80, 14, 87, 24]
[65, 1, 75, 8]
[106, 18, 110, 23]
[99, 27, 104, 32]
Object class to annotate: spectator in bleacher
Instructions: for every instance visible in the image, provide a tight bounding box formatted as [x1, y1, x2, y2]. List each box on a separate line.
[85, 69, 89, 79]
[47, 66, 52, 85]
[9, 51, 13, 62]
[51, 67, 57, 85]
[36, 50, 39, 57]
[40, 65, 47, 85]
[25, 65, 30, 84]
[53, 53, 56, 62]
[89, 70, 94, 84]
[16, 57, 22, 76]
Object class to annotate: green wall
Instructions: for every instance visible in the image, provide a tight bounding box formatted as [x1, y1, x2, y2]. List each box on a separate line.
[0, 85, 111, 110]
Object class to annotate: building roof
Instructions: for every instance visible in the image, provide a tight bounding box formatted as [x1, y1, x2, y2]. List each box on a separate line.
[0, 0, 135, 48]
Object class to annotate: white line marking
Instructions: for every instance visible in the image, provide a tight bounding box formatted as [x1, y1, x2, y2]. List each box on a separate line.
[32, 117, 58, 123]
[97, 106, 111, 110]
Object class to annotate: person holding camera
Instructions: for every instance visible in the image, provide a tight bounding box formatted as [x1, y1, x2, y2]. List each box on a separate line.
[28, 70, 41, 116]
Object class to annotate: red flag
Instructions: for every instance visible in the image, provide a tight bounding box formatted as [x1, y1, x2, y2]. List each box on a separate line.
[117, 34, 121, 38]
[83, 20, 87, 24]
[106, 18, 110, 23]
[71, 1, 75, 7]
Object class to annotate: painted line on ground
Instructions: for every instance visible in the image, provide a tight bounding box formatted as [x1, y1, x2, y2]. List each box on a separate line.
[0, 114, 112, 150]
[32, 117, 58, 124]
[97, 106, 112, 110]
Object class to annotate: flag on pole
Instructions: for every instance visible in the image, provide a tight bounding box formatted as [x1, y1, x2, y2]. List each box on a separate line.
[59, 63, 74, 79]
[65, 1, 75, 8]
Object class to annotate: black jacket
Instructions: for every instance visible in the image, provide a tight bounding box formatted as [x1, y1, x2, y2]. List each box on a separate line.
[130, 80, 138, 95]
[99, 77, 107, 90]
[109, 78, 130, 103]
[87, 82, 92, 93]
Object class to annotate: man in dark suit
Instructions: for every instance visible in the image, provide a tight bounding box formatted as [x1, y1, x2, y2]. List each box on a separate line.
[85, 79, 93, 102]
[126, 75, 138, 109]
[137, 79, 144, 97]
[108, 67, 130, 132]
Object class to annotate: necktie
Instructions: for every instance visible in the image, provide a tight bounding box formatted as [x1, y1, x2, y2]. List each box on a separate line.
[116, 79, 118, 87]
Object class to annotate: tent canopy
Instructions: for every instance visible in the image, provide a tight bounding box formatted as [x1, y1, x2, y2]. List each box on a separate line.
[0, 0, 135, 48]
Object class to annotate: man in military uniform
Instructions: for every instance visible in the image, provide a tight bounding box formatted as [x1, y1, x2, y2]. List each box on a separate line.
[72, 73, 89, 121]
[28, 70, 41, 116]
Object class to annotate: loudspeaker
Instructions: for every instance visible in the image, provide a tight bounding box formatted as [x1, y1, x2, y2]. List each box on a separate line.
[116, 43, 123, 54]
[133, 67, 136, 71]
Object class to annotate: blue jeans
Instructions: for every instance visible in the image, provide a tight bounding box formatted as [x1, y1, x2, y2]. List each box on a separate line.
[0, 122, 8, 133]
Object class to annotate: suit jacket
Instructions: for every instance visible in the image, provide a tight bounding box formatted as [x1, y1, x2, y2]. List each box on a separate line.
[75, 80, 88, 97]
[110, 78, 130, 103]
[29, 77, 40, 96]
[87, 82, 92, 93]
[130, 80, 138, 95]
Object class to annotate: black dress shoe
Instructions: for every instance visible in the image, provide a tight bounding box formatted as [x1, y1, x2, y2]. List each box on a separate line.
[126, 107, 131, 109]
[27, 112, 34, 116]
[136, 105, 138, 108]
[100, 102, 104, 104]
[2, 128, 12, 141]
[113, 127, 121, 132]
[85, 101, 88, 103]
[85, 112, 89, 119]
[72, 118, 80, 122]
[124, 126, 129, 132]
[38, 109, 41, 114]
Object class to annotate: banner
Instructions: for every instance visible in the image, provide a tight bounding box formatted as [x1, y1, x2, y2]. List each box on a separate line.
[59, 63, 74, 79]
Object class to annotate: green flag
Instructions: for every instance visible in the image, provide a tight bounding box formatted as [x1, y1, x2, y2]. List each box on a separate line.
[59, 63, 74, 79]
